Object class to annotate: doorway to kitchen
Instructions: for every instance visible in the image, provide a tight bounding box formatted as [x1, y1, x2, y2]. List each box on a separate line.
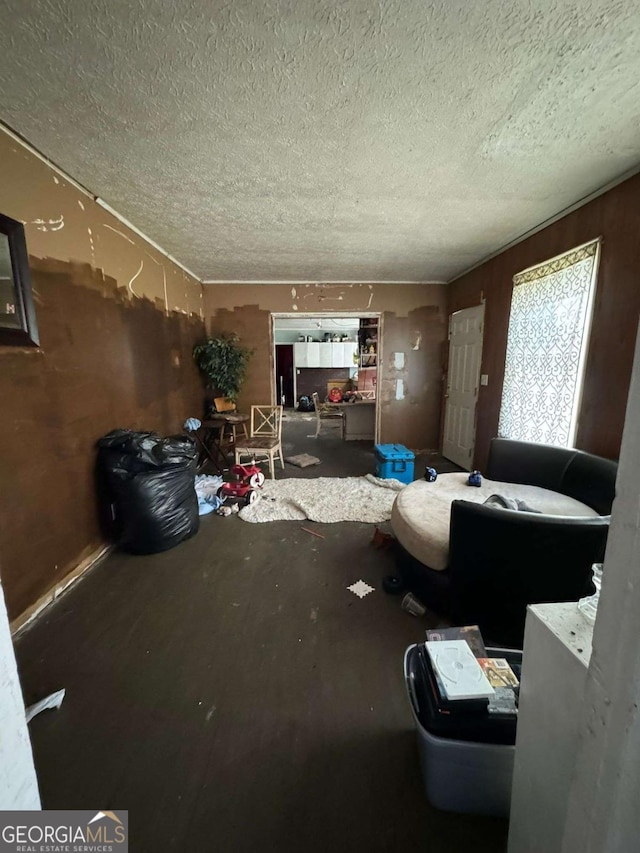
[271, 313, 380, 443]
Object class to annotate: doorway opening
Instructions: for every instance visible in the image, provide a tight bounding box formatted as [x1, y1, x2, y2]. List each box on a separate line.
[271, 313, 381, 444]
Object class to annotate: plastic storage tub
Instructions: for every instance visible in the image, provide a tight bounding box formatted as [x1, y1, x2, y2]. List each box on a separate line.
[404, 644, 518, 816]
[374, 444, 415, 485]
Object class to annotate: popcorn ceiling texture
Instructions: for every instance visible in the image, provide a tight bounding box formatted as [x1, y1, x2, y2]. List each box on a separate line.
[0, 0, 639, 282]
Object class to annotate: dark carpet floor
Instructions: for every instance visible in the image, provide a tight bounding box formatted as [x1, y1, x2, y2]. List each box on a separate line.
[14, 420, 507, 853]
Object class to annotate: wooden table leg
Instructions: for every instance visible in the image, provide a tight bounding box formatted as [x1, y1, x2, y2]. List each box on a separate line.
[195, 425, 227, 473]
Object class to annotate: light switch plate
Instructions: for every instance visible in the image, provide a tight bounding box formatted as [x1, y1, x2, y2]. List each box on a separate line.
[480, 374, 489, 386]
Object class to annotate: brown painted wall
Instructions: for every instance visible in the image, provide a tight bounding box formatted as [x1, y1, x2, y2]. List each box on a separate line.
[447, 174, 640, 472]
[203, 284, 448, 450]
[0, 130, 205, 620]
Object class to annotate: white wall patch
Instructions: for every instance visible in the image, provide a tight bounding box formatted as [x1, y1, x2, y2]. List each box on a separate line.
[393, 352, 405, 370]
[395, 379, 405, 400]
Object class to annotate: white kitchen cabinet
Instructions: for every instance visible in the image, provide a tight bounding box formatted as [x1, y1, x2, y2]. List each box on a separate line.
[319, 343, 332, 367]
[294, 342, 308, 367]
[331, 343, 344, 367]
[343, 343, 358, 367]
[294, 341, 357, 368]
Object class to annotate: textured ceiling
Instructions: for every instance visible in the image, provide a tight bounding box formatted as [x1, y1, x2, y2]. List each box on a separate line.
[1, 0, 639, 283]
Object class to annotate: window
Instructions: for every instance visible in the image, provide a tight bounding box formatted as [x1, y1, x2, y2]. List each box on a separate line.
[498, 239, 600, 447]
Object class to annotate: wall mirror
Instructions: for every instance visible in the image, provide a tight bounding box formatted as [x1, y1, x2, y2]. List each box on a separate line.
[0, 212, 39, 346]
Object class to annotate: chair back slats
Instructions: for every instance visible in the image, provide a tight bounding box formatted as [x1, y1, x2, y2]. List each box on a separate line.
[311, 392, 343, 437]
[312, 392, 322, 428]
[236, 405, 284, 479]
[250, 405, 283, 439]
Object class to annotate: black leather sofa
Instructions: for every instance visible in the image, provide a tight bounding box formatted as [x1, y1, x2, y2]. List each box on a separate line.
[397, 438, 618, 647]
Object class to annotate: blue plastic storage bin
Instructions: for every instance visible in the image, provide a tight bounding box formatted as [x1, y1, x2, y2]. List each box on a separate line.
[374, 443, 415, 484]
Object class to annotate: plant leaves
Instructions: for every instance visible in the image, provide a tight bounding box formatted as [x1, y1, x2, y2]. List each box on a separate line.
[193, 334, 254, 400]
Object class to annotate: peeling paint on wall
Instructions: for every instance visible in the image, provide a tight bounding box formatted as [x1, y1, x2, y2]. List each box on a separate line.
[127, 259, 144, 298]
[205, 282, 444, 318]
[103, 222, 135, 245]
[32, 215, 64, 232]
[314, 290, 344, 303]
[412, 331, 422, 350]
[163, 268, 168, 314]
[87, 227, 95, 266]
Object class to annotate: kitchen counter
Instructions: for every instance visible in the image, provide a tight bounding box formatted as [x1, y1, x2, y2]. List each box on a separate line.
[327, 400, 376, 440]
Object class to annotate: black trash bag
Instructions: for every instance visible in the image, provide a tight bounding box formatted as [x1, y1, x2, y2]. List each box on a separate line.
[297, 395, 315, 412]
[98, 429, 196, 474]
[97, 429, 199, 554]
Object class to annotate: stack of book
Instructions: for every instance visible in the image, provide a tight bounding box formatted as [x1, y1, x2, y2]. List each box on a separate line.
[423, 626, 520, 717]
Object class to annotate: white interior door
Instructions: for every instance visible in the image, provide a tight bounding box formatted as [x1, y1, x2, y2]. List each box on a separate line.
[442, 304, 485, 470]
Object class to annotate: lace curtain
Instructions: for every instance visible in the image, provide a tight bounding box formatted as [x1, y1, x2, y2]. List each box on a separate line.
[498, 240, 600, 447]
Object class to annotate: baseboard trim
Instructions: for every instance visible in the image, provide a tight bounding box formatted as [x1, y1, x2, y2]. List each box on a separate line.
[10, 544, 112, 637]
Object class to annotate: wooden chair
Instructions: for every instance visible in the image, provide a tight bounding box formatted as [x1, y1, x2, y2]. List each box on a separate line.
[312, 392, 344, 438]
[234, 405, 284, 479]
[210, 397, 249, 446]
[213, 396, 236, 413]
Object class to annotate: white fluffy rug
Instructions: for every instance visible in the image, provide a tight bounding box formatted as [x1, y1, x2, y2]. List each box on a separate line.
[238, 474, 405, 524]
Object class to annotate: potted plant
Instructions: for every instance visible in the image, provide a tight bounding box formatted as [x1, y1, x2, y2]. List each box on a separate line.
[193, 334, 254, 404]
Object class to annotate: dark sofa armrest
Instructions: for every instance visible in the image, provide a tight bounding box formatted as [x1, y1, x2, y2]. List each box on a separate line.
[487, 437, 618, 514]
[561, 451, 617, 515]
[487, 438, 573, 491]
[448, 499, 610, 647]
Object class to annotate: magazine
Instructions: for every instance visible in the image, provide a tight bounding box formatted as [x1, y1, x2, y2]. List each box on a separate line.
[477, 658, 519, 689]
